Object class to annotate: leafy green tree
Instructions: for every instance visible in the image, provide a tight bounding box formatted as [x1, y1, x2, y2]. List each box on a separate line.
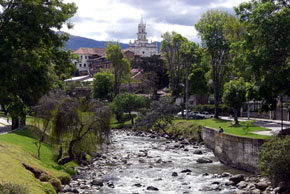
[195, 10, 231, 119]
[111, 92, 147, 125]
[180, 40, 202, 118]
[189, 65, 208, 96]
[6, 95, 28, 129]
[135, 97, 180, 136]
[235, 0, 290, 109]
[0, 0, 77, 129]
[161, 32, 187, 98]
[50, 97, 111, 165]
[258, 136, 290, 187]
[222, 78, 246, 125]
[131, 55, 169, 99]
[105, 43, 131, 96]
[92, 71, 114, 101]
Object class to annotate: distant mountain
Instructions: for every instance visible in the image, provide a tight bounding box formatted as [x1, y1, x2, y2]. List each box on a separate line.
[64, 33, 161, 52]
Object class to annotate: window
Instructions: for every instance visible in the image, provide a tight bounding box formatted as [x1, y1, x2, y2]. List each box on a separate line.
[142, 51, 145, 54]
[79, 64, 82, 67]
[84, 64, 86, 67]
[85, 56, 87, 59]
[80, 55, 83, 60]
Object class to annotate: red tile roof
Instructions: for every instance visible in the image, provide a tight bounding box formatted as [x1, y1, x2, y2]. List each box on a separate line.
[73, 47, 106, 56]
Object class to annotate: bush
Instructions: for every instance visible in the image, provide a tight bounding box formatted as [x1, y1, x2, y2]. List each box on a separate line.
[0, 183, 28, 194]
[258, 136, 290, 186]
[191, 104, 231, 114]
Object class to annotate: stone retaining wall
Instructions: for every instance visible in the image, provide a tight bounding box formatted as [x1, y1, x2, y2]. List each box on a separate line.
[201, 127, 266, 173]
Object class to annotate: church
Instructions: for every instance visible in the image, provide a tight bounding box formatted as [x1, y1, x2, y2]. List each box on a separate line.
[128, 17, 158, 57]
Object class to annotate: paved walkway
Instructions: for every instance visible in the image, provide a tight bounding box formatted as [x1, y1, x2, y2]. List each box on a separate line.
[220, 116, 290, 136]
[0, 117, 11, 135]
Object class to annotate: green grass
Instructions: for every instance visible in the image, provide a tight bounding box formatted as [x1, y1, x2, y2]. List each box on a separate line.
[111, 114, 138, 128]
[173, 118, 270, 139]
[0, 127, 75, 194]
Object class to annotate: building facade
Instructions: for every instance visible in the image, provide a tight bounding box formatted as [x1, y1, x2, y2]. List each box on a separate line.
[129, 18, 158, 57]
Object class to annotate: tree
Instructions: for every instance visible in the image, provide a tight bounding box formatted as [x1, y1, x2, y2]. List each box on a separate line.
[135, 97, 180, 136]
[161, 32, 187, 98]
[92, 71, 114, 101]
[222, 78, 246, 125]
[189, 65, 208, 97]
[110, 92, 147, 125]
[235, 0, 290, 114]
[131, 55, 169, 99]
[258, 136, 290, 188]
[0, 0, 77, 129]
[105, 43, 131, 96]
[195, 10, 231, 119]
[50, 96, 111, 165]
[180, 40, 202, 119]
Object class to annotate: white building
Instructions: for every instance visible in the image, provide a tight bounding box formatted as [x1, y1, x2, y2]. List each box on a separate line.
[129, 17, 158, 57]
[72, 48, 106, 75]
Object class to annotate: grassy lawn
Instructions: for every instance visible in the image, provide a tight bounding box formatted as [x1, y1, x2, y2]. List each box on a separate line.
[173, 118, 270, 139]
[0, 128, 75, 194]
[111, 114, 138, 128]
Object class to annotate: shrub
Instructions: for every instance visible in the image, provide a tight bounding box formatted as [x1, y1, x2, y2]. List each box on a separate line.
[0, 183, 28, 194]
[258, 136, 290, 186]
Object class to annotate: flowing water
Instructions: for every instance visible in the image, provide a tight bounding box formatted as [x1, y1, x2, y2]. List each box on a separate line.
[67, 130, 250, 194]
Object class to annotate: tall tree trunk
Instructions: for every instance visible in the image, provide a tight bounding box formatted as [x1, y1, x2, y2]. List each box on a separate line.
[234, 109, 239, 126]
[1, 103, 7, 116]
[11, 116, 19, 130]
[185, 60, 189, 120]
[129, 111, 134, 125]
[114, 67, 119, 97]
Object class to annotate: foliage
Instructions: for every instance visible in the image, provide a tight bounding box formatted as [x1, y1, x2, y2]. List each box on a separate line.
[110, 93, 148, 125]
[195, 9, 231, 118]
[105, 43, 131, 96]
[0, 0, 77, 128]
[258, 136, 290, 186]
[222, 78, 246, 125]
[92, 71, 114, 101]
[192, 104, 231, 114]
[135, 97, 180, 135]
[235, 0, 290, 108]
[0, 183, 28, 194]
[131, 55, 169, 99]
[161, 32, 187, 98]
[7, 95, 28, 129]
[188, 65, 208, 96]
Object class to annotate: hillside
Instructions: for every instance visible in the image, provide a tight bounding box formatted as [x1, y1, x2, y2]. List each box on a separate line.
[64, 33, 161, 52]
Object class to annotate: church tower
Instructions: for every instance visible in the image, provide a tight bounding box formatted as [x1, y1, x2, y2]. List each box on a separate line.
[129, 17, 158, 57]
[137, 17, 147, 43]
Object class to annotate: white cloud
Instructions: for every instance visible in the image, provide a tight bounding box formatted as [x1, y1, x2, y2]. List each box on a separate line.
[62, 0, 249, 43]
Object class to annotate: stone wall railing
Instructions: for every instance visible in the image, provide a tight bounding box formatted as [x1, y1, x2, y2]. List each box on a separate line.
[201, 127, 266, 173]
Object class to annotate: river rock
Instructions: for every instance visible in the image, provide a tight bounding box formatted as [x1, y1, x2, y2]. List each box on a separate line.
[193, 150, 203, 155]
[196, 157, 213, 163]
[156, 158, 162, 163]
[172, 172, 178, 177]
[181, 169, 192, 173]
[251, 189, 261, 194]
[255, 181, 268, 190]
[229, 174, 245, 185]
[91, 179, 103, 186]
[147, 186, 159, 191]
[221, 172, 231, 177]
[133, 183, 142, 187]
[237, 181, 248, 189]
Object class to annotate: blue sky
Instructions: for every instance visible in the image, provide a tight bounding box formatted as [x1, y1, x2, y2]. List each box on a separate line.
[62, 0, 248, 43]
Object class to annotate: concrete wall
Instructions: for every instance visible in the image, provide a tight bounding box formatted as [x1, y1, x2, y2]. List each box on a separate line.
[202, 127, 266, 173]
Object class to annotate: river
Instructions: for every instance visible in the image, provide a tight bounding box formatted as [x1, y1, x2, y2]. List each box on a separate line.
[63, 130, 250, 194]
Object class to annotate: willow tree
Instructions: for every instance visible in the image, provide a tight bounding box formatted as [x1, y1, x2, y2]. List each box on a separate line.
[0, 0, 77, 129]
[195, 10, 230, 118]
[105, 43, 131, 96]
[49, 97, 111, 165]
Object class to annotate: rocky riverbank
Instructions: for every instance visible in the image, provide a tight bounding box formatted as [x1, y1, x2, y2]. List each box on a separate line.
[61, 130, 281, 194]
